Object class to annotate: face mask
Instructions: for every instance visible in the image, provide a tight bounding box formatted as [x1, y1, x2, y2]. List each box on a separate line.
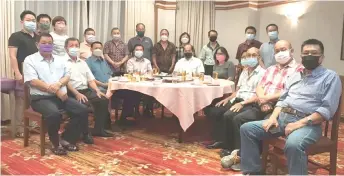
[184, 52, 193, 59]
[241, 57, 258, 67]
[209, 36, 217, 42]
[216, 55, 226, 65]
[181, 37, 189, 44]
[275, 50, 291, 64]
[39, 23, 50, 31]
[135, 50, 143, 58]
[86, 35, 96, 43]
[302, 55, 320, 70]
[161, 35, 168, 41]
[246, 34, 255, 40]
[93, 49, 103, 57]
[24, 21, 36, 32]
[112, 34, 121, 41]
[39, 44, 53, 53]
[137, 31, 145, 37]
[68, 47, 79, 57]
[268, 31, 278, 40]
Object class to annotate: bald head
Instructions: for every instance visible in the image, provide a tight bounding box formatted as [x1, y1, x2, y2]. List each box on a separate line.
[246, 47, 260, 58]
[275, 40, 293, 54]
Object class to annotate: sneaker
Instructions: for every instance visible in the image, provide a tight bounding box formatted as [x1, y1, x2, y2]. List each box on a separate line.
[221, 149, 240, 169]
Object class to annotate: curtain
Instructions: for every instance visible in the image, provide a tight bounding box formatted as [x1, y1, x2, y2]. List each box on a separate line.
[124, 0, 155, 42]
[175, 1, 215, 55]
[88, 0, 122, 44]
[24, 0, 88, 40]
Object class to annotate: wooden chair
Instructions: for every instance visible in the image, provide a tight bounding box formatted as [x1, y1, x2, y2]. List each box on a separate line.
[262, 94, 343, 175]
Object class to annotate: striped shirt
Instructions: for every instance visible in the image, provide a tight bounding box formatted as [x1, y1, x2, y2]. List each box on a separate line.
[260, 59, 303, 95]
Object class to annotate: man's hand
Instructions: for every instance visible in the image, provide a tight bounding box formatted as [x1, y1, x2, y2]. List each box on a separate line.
[112, 62, 122, 68]
[101, 82, 108, 88]
[168, 67, 174, 74]
[48, 82, 61, 93]
[15, 72, 23, 84]
[285, 122, 304, 136]
[96, 90, 105, 98]
[262, 118, 279, 132]
[230, 103, 243, 112]
[56, 90, 68, 102]
[215, 99, 229, 107]
[76, 93, 88, 103]
[261, 104, 273, 112]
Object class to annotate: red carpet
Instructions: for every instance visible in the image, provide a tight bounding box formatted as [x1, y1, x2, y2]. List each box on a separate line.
[1, 109, 344, 175]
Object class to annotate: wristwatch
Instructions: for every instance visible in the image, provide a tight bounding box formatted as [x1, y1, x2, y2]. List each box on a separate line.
[239, 102, 245, 106]
[306, 116, 313, 126]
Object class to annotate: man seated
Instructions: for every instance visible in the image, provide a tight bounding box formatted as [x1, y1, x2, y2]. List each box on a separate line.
[65, 38, 112, 138]
[174, 44, 204, 75]
[23, 33, 88, 155]
[220, 40, 303, 171]
[87, 42, 140, 126]
[239, 39, 342, 175]
[206, 47, 265, 150]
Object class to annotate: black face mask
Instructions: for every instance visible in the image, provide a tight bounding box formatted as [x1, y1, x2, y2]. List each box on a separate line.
[302, 55, 320, 70]
[184, 52, 193, 59]
[209, 36, 217, 42]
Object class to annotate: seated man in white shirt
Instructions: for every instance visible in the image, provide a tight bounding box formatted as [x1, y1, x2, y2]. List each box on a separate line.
[174, 44, 205, 75]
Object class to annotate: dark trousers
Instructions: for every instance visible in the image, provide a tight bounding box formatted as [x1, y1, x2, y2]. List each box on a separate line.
[30, 95, 88, 147]
[204, 64, 214, 76]
[112, 90, 141, 119]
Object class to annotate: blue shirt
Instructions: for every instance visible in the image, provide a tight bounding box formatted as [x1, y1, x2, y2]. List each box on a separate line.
[260, 39, 279, 68]
[86, 55, 113, 83]
[23, 52, 70, 96]
[276, 66, 342, 120]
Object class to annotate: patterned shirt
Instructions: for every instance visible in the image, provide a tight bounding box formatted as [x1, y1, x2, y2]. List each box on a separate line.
[126, 57, 152, 74]
[152, 41, 176, 73]
[103, 39, 129, 72]
[235, 39, 262, 61]
[50, 31, 69, 56]
[235, 66, 266, 101]
[259, 59, 303, 95]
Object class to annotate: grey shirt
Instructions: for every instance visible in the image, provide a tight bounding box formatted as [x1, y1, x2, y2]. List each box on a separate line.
[213, 61, 236, 80]
[128, 36, 153, 61]
[260, 39, 279, 68]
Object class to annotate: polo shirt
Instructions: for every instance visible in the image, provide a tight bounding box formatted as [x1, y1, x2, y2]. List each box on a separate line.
[174, 56, 205, 75]
[23, 52, 70, 96]
[260, 39, 279, 68]
[126, 57, 152, 74]
[66, 57, 95, 90]
[199, 42, 220, 66]
[86, 55, 113, 83]
[8, 31, 39, 73]
[127, 36, 153, 61]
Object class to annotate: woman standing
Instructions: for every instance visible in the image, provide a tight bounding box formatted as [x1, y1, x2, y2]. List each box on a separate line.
[175, 32, 195, 60]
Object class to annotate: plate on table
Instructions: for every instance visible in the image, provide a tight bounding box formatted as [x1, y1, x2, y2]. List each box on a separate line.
[118, 78, 129, 82]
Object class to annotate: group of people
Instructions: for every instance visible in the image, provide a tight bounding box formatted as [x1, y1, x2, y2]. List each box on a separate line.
[7, 10, 343, 175]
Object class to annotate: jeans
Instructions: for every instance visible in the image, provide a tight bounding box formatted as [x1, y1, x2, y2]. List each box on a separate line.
[240, 112, 322, 175]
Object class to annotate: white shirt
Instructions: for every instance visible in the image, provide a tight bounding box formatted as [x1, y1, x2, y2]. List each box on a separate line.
[50, 31, 69, 56]
[174, 56, 205, 74]
[66, 57, 95, 90]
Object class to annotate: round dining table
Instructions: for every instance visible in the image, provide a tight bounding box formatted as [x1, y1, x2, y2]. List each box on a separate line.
[106, 78, 235, 133]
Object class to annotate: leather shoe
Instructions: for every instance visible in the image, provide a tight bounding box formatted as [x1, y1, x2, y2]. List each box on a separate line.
[82, 133, 94, 144]
[206, 141, 224, 149]
[220, 149, 231, 158]
[93, 131, 114, 137]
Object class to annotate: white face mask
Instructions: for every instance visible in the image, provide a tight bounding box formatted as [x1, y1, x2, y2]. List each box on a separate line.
[161, 35, 168, 41]
[86, 35, 96, 43]
[246, 34, 255, 40]
[93, 49, 102, 57]
[135, 50, 143, 58]
[181, 37, 189, 44]
[68, 47, 79, 57]
[112, 34, 121, 40]
[275, 50, 291, 64]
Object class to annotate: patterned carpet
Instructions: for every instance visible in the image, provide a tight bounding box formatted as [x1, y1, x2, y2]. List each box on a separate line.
[1, 109, 344, 175]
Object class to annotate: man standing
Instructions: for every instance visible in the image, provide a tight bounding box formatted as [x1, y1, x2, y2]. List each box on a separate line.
[236, 26, 262, 62]
[8, 10, 38, 137]
[152, 29, 176, 73]
[259, 24, 280, 68]
[199, 30, 220, 75]
[65, 38, 113, 138]
[36, 14, 51, 35]
[80, 28, 97, 60]
[128, 23, 153, 62]
[24, 33, 88, 155]
[240, 39, 342, 175]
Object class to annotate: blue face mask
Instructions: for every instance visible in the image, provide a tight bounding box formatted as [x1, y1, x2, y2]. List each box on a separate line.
[24, 21, 36, 32]
[246, 34, 255, 40]
[268, 31, 278, 40]
[68, 47, 79, 57]
[241, 57, 258, 67]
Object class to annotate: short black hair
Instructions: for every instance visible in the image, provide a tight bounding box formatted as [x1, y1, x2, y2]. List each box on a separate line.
[20, 10, 36, 21]
[208, 30, 218, 37]
[136, 23, 145, 29]
[37, 32, 53, 42]
[160, 29, 169, 36]
[245, 26, 256, 33]
[111, 27, 120, 34]
[213, 47, 230, 64]
[84, 28, 95, 35]
[64, 37, 80, 47]
[301, 39, 325, 54]
[266, 24, 278, 32]
[91, 41, 102, 48]
[179, 32, 190, 46]
[37, 14, 51, 23]
[52, 16, 67, 26]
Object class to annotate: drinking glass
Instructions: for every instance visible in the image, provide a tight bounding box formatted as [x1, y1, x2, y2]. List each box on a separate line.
[213, 71, 218, 80]
[172, 71, 179, 83]
[199, 73, 205, 81]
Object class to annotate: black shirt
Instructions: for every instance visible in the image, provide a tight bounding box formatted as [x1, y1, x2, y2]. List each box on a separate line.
[8, 31, 38, 73]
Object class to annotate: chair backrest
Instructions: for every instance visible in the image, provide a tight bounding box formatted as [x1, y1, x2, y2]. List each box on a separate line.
[22, 62, 31, 110]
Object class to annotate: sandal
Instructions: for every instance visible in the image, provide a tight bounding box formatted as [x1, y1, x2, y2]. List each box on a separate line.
[51, 146, 67, 155]
[61, 143, 79, 151]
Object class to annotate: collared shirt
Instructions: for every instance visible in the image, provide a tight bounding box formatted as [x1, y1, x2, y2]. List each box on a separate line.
[235, 39, 262, 60]
[259, 59, 303, 95]
[127, 36, 153, 61]
[8, 31, 39, 73]
[176, 45, 196, 61]
[50, 31, 69, 56]
[213, 60, 236, 80]
[23, 52, 70, 96]
[80, 41, 92, 60]
[104, 39, 129, 72]
[174, 57, 205, 74]
[86, 55, 113, 83]
[199, 42, 220, 66]
[66, 57, 95, 90]
[152, 41, 176, 73]
[126, 57, 152, 74]
[236, 66, 266, 101]
[260, 39, 279, 68]
[276, 66, 342, 120]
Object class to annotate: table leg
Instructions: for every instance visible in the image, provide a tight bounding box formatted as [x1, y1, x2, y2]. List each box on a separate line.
[9, 91, 16, 138]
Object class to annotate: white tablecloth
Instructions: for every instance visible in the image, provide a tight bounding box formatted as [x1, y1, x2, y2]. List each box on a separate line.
[106, 79, 234, 131]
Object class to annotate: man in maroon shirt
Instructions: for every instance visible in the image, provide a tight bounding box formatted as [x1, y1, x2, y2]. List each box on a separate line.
[236, 26, 263, 62]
